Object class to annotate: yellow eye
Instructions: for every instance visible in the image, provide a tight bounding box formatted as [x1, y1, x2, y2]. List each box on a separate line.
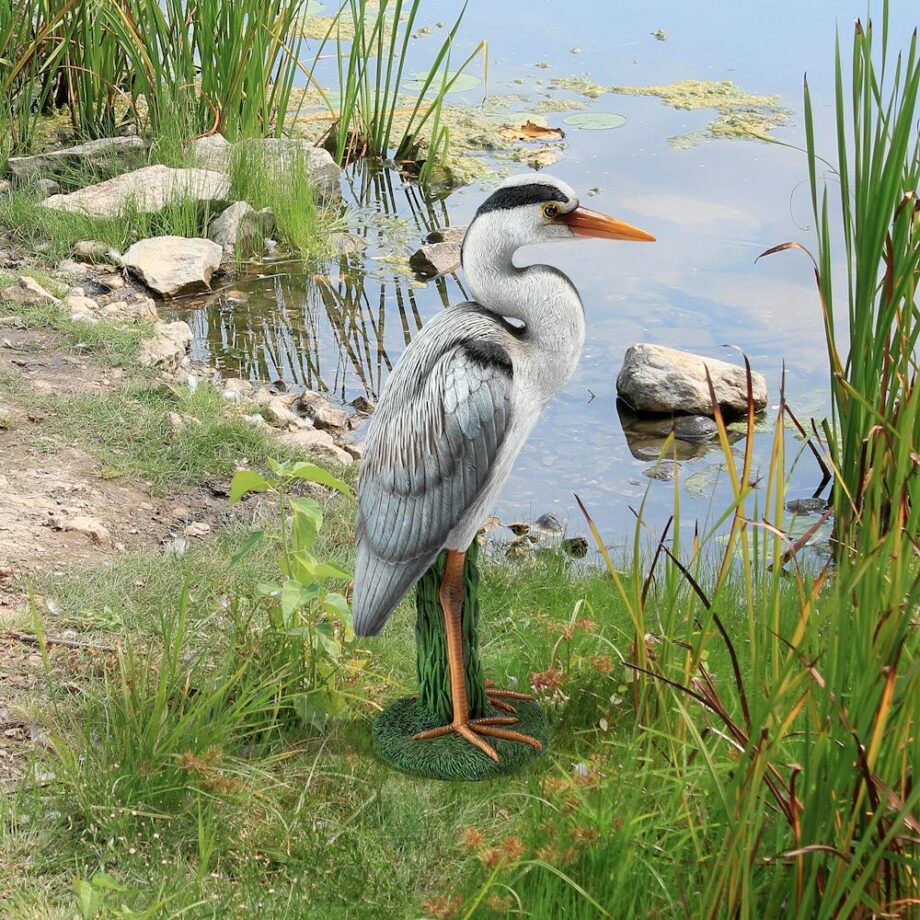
[542, 202, 560, 219]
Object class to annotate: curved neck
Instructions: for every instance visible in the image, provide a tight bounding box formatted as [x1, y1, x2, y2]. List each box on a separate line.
[461, 226, 585, 353]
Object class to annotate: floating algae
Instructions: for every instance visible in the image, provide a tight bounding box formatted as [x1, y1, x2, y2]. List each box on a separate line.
[533, 96, 588, 113]
[610, 79, 789, 147]
[550, 76, 608, 98]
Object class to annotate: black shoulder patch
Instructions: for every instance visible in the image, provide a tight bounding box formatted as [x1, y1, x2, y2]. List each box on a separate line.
[461, 339, 513, 375]
[476, 183, 570, 216]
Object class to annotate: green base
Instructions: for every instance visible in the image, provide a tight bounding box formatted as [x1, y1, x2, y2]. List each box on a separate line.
[372, 696, 549, 781]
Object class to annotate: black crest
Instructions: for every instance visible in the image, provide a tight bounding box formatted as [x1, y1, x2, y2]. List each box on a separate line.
[476, 183, 569, 216]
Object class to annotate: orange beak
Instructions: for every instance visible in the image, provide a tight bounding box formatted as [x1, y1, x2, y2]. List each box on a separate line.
[558, 206, 656, 242]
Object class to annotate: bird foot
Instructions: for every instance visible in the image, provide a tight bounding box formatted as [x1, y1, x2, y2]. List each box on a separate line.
[414, 716, 542, 762]
[484, 679, 535, 714]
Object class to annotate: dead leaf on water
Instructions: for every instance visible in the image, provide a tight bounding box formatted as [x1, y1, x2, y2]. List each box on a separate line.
[500, 120, 565, 142]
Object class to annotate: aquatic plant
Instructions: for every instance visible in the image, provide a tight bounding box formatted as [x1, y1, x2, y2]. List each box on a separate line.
[307, 0, 486, 176]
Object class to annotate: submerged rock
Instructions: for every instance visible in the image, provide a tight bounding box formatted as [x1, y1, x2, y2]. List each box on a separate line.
[425, 226, 467, 245]
[138, 321, 193, 371]
[617, 343, 767, 417]
[785, 497, 829, 515]
[7, 136, 148, 182]
[208, 201, 275, 259]
[41, 166, 230, 219]
[123, 236, 223, 298]
[409, 242, 461, 279]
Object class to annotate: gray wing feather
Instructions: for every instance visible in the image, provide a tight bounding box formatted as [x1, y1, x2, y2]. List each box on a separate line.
[353, 316, 513, 637]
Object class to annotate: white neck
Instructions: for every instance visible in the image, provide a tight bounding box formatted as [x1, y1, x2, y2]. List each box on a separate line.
[461, 223, 586, 360]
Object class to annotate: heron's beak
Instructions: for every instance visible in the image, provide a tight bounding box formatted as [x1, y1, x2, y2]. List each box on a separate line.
[558, 206, 656, 242]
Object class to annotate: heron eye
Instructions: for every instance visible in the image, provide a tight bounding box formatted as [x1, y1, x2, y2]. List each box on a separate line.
[542, 203, 560, 219]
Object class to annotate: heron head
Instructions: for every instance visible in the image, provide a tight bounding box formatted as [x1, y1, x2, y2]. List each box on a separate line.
[465, 174, 656, 252]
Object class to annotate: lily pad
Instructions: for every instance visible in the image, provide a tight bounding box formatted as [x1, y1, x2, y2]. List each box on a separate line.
[406, 70, 482, 95]
[562, 112, 626, 130]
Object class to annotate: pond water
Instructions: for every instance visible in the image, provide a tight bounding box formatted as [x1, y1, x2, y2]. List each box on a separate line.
[175, 0, 914, 552]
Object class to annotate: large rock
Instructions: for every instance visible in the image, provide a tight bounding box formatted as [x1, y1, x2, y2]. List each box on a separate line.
[298, 391, 350, 430]
[41, 165, 230, 219]
[409, 242, 461, 279]
[617, 344, 767, 417]
[278, 428, 354, 467]
[426, 225, 467, 245]
[237, 139, 342, 205]
[208, 201, 274, 259]
[123, 236, 223, 298]
[7, 136, 148, 182]
[192, 133, 231, 171]
[0, 276, 61, 306]
[138, 321, 193, 371]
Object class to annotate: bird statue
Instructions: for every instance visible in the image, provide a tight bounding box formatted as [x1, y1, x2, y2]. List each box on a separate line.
[353, 174, 654, 776]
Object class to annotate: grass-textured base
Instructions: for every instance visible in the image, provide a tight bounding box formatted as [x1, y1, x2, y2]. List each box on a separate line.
[372, 696, 548, 781]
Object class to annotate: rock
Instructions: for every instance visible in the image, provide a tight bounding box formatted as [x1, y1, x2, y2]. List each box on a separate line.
[0, 179, 11, 195]
[643, 462, 679, 481]
[237, 138, 342, 204]
[534, 512, 563, 533]
[298, 391, 349, 430]
[343, 441, 363, 460]
[409, 242, 461, 279]
[65, 292, 100, 324]
[41, 166, 230, 219]
[0, 276, 60, 306]
[183, 521, 211, 538]
[167, 411, 200, 434]
[98, 272, 126, 290]
[122, 236, 222, 298]
[192, 133, 231, 171]
[101, 297, 158, 323]
[138, 321, 193, 371]
[35, 178, 61, 198]
[425, 225, 467, 245]
[242, 413, 268, 428]
[616, 344, 767, 417]
[785, 497, 828, 515]
[561, 535, 589, 558]
[208, 201, 274, 259]
[351, 395, 376, 415]
[73, 240, 119, 264]
[265, 397, 308, 429]
[222, 377, 254, 400]
[330, 233, 367, 255]
[55, 259, 93, 280]
[278, 428, 354, 466]
[617, 402, 729, 462]
[51, 514, 112, 546]
[7, 136, 148, 182]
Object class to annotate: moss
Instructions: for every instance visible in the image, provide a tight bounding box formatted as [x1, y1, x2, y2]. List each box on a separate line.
[533, 96, 589, 113]
[550, 76, 609, 98]
[611, 79, 790, 146]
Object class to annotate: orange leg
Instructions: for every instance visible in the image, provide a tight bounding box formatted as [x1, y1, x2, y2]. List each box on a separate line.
[413, 550, 542, 762]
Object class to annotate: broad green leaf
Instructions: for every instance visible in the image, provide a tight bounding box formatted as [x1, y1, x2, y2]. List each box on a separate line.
[290, 496, 323, 550]
[313, 561, 352, 581]
[229, 530, 264, 565]
[281, 579, 319, 622]
[288, 462, 353, 497]
[314, 621, 341, 661]
[293, 690, 329, 731]
[255, 581, 282, 599]
[324, 592, 352, 625]
[229, 470, 271, 505]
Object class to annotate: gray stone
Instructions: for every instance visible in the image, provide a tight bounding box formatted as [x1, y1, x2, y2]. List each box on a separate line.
[616, 344, 767, 417]
[100, 297, 158, 323]
[425, 225, 467, 245]
[0, 276, 60, 306]
[672, 415, 719, 441]
[265, 396, 309, 429]
[192, 133, 231, 171]
[73, 240, 120, 264]
[35, 178, 61, 198]
[278, 428, 354, 466]
[298, 391, 349, 430]
[409, 242, 461, 279]
[351, 395, 376, 415]
[123, 236, 223, 298]
[222, 377, 254, 400]
[0, 179, 11, 195]
[237, 138, 342, 205]
[208, 201, 274, 258]
[785, 497, 829, 515]
[42, 166, 230, 219]
[138, 321, 193, 371]
[65, 292, 100, 324]
[8, 136, 148, 182]
[534, 512, 563, 533]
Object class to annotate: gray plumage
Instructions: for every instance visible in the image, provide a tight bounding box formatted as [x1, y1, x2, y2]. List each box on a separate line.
[353, 174, 590, 637]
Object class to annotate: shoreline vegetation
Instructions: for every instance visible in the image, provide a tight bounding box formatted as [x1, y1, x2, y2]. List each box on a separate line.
[0, 1, 917, 918]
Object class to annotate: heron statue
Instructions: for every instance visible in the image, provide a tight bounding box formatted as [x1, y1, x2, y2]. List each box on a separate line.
[353, 174, 655, 775]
